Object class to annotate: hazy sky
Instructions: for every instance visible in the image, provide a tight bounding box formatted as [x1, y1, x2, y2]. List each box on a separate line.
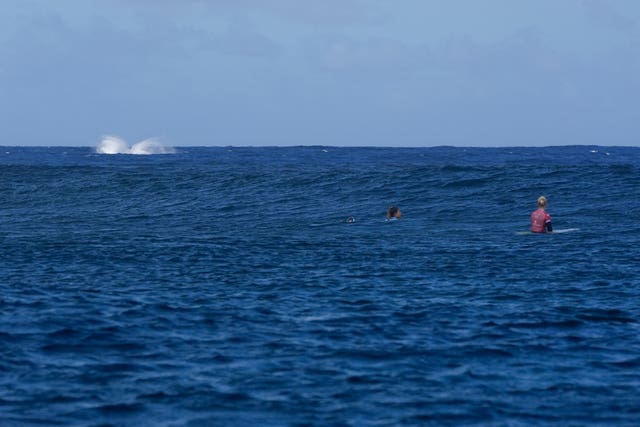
[1, 0, 639, 147]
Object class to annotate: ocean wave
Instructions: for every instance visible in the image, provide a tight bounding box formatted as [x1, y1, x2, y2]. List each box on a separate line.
[2, 145, 640, 426]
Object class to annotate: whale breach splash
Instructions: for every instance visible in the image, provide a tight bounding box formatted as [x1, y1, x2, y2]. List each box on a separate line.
[96, 135, 176, 155]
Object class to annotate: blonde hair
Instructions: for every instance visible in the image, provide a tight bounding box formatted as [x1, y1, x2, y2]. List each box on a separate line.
[537, 196, 547, 208]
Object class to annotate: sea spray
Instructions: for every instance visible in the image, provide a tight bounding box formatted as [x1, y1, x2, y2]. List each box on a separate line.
[96, 135, 130, 154]
[96, 135, 176, 155]
[129, 138, 176, 155]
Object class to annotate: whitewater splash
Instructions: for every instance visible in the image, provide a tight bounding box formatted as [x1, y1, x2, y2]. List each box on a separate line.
[96, 135, 176, 155]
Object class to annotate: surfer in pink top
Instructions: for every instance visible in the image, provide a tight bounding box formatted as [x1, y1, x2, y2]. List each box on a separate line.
[530, 196, 552, 233]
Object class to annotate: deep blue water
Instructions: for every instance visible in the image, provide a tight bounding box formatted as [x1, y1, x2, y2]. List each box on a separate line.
[1, 145, 639, 426]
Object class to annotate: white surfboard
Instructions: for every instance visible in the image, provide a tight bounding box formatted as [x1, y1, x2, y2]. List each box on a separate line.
[516, 228, 579, 235]
[552, 228, 580, 233]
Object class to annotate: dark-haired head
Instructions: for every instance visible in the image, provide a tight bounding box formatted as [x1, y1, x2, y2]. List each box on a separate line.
[387, 206, 401, 219]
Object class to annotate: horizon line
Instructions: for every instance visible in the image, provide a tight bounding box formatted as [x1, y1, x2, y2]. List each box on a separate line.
[1, 144, 638, 149]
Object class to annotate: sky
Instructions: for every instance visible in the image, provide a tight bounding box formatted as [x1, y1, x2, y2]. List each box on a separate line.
[1, 0, 639, 147]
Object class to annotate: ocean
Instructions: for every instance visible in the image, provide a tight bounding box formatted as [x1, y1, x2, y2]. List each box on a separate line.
[1, 145, 639, 426]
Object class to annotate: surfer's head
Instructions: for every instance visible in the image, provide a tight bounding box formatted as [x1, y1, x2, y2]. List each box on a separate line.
[537, 196, 547, 208]
[387, 206, 402, 219]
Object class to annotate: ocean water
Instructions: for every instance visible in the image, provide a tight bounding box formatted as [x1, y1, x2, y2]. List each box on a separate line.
[1, 145, 639, 426]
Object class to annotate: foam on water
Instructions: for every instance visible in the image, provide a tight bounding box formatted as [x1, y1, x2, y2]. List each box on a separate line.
[96, 135, 175, 155]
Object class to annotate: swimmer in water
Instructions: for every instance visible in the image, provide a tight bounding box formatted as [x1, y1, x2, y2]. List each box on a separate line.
[386, 206, 402, 221]
[346, 216, 355, 223]
[530, 196, 552, 233]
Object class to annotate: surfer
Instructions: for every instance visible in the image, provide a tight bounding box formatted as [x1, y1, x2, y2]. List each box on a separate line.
[386, 206, 402, 221]
[530, 196, 552, 233]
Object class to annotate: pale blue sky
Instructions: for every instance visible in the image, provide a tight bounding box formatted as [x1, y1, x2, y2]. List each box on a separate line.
[1, 0, 639, 146]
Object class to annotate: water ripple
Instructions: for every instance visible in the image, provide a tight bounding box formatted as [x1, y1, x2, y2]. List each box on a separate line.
[1, 146, 639, 426]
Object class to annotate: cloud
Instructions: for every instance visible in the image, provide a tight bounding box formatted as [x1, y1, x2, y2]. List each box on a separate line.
[198, 27, 283, 58]
[109, 0, 387, 27]
[582, 0, 636, 35]
[246, 0, 386, 27]
[3, 0, 640, 146]
[303, 36, 425, 74]
[1, 10, 187, 83]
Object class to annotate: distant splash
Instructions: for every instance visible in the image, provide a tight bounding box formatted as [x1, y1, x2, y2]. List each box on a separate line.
[96, 135, 176, 155]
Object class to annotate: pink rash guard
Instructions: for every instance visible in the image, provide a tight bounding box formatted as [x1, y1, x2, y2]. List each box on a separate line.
[530, 208, 552, 233]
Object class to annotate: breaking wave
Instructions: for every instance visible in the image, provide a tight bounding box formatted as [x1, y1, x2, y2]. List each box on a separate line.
[96, 135, 176, 155]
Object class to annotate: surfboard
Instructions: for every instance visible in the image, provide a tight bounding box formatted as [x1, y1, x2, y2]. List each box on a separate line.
[553, 228, 580, 233]
[516, 228, 579, 235]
